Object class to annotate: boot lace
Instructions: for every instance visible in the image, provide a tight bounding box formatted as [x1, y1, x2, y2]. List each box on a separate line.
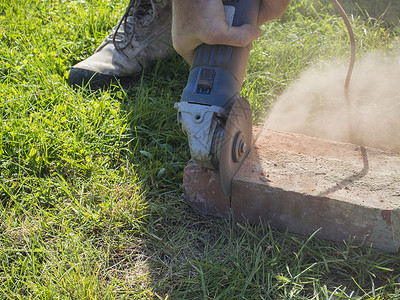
[112, 0, 156, 51]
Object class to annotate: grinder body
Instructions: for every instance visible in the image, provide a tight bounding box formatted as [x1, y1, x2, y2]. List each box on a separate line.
[175, 0, 260, 196]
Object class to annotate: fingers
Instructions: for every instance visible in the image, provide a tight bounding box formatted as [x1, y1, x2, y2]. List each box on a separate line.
[171, 0, 268, 65]
[207, 24, 262, 48]
[175, 24, 262, 65]
[174, 42, 199, 66]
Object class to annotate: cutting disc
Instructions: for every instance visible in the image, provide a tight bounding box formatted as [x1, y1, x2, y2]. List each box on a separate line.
[218, 97, 252, 196]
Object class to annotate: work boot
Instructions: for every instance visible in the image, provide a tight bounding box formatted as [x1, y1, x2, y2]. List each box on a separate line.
[68, 0, 173, 89]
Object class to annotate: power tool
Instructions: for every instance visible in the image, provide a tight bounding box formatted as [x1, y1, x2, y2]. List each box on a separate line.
[175, 0, 260, 196]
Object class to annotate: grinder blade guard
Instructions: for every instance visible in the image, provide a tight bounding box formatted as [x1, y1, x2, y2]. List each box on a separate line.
[175, 0, 260, 196]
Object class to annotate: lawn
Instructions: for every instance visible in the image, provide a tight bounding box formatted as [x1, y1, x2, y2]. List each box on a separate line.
[1, 0, 400, 298]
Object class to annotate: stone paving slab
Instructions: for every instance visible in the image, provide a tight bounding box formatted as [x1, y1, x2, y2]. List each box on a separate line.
[183, 129, 400, 252]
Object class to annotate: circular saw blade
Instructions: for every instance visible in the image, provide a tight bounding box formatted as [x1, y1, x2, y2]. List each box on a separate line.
[219, 97, 252, 196]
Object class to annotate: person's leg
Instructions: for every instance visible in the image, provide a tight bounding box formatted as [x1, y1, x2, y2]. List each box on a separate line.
[68, 0, 173, 89]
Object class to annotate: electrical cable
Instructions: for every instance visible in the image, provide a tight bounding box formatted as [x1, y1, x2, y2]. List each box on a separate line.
[330, 0, 362, 145]
[330, 0, 356, 94]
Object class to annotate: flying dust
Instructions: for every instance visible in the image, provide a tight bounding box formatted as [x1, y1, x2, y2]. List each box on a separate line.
[265, 53, 400, 153]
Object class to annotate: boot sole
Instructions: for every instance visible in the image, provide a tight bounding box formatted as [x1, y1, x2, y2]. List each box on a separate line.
[67, 68, 137, 90]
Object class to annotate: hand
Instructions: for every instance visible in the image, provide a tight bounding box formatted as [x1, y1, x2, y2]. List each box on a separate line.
[172, 0, 290, 64]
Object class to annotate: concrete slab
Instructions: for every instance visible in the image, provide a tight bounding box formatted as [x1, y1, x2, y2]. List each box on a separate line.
[183, 129, 400, 252]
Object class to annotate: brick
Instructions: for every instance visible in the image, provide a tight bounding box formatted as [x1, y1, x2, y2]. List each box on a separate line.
[183, 160, 230, 218]
[183, 129, 400, 252]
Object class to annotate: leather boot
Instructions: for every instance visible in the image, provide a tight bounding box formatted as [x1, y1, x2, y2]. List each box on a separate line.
[68, 0, 173, 89]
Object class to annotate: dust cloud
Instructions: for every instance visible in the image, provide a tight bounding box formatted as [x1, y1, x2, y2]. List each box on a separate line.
[265, 53, 400, 153]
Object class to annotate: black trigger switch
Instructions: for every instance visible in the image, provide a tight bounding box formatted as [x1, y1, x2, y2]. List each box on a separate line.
[197, 69, 216, 94]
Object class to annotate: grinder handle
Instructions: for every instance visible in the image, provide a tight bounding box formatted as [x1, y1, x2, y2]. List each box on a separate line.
[191, 0, 260, 90]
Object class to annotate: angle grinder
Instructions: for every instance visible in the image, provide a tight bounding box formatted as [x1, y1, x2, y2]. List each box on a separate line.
[175, 0, 260, 196]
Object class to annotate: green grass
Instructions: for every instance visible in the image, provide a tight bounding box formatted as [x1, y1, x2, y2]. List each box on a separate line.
[1, 0, 400, 298]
